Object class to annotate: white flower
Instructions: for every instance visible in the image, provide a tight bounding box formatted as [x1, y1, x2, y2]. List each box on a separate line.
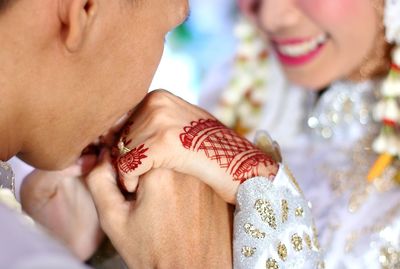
[393, 46, 400, 65]
[250, 87, 268, 103]
[386, 133, 400, 155]
[238, 102, 253, 119]
[234, 18, 258, 39]
[385, 0, 400, 43]
[373, 100, 386, 121]
[382, 78, 400, 97]
[383, 98, 400, 122]
[372, 132, 388, 153]
[215, 107, 236, 127]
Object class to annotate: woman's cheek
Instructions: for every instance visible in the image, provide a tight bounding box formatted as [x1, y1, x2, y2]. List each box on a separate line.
[296, 0, 360, 25]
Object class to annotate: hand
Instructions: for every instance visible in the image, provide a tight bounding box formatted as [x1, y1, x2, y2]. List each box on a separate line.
[20, 155, 104, 261]
[87, 150, 233, 269]
[115, 90, 278, 203]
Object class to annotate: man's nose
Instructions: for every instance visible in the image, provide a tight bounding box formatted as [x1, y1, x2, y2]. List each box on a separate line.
[258, 0, 301, 34]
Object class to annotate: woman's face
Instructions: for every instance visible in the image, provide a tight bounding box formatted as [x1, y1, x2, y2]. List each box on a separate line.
[241, 0, 383, 89]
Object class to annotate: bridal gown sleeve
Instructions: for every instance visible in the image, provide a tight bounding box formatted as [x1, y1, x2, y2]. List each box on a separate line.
[233, 164, 324, 269]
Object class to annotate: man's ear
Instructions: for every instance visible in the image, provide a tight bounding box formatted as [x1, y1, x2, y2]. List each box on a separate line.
[58, 0, 98, 52]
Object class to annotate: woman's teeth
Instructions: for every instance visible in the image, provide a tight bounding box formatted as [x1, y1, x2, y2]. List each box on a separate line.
[276, 34, 328, 57]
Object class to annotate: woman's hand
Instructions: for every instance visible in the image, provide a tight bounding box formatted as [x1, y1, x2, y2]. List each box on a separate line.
[115, 90, 278, 203]
[20, 155, 104, 261]
[87, 150, 233, 269]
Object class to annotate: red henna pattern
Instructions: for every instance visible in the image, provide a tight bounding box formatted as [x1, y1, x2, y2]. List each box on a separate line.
[118, 144, 148, 173]
[180, 119, 275, 182]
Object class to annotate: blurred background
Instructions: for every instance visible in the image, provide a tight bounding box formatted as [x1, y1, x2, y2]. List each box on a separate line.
[150, 0, 238, 104]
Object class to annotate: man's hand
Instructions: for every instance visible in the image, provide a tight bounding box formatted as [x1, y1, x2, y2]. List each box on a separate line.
[115, 90, 278, 203]
[87, 151, 233, 269]
[20, 155, 104, 261]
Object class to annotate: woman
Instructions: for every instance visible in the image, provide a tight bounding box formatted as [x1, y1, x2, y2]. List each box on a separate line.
[201, 0, 400, 268]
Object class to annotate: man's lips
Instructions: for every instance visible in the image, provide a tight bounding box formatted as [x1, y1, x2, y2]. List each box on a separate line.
[81, 111, 136, 156]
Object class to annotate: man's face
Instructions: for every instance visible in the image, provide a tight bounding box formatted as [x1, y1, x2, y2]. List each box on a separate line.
[16, 0, 189, 169]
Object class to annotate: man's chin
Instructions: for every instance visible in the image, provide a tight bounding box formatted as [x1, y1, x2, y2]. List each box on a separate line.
[17, 152, 73, 171]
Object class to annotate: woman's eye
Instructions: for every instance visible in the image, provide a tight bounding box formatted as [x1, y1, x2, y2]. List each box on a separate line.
[250, 0, 261, 14]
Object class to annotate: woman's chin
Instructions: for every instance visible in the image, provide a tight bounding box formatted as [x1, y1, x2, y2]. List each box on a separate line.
[286, 72, 338, 91]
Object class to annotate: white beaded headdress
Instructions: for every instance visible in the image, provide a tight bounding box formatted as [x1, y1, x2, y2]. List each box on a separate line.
[369, 0, 400, 179]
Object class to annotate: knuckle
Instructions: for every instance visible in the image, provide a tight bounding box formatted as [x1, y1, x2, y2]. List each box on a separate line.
[146, 89, 173, 107]
[155, 128, 175, 146]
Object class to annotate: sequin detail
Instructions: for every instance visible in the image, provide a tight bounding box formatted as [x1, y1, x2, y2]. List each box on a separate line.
[295, 206, 304, 217]
[304, 233, 312, 250]
[277, 242, 287, 261]
[281, 199, 289, 223]
[241, 246, 256, 257]
[254, 199, 277, 229]
[379, 246, 400, 268]
[291, 233, 303, 251]
[244, 223, 266, 239]
[266, 258, 279, 269]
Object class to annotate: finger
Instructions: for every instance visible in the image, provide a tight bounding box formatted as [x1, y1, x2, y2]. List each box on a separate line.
[86, 149, 128, 228]
[59, 154, 97, 177]
[78, 154, 98, 175]
[116, 143, 155, 192]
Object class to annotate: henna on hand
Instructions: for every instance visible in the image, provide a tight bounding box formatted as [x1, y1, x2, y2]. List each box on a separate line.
[118, 144, 149, 174]
[180, 119, 277, 183]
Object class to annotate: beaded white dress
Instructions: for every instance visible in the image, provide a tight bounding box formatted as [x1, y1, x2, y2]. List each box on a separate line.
[202, 60, 400, 268]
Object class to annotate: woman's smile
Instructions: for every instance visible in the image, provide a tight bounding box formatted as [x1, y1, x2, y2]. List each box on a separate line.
[271, 33, 329, 66]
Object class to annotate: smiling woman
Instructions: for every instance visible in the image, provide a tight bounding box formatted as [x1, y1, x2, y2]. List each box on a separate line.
[201, 0, 400, 268]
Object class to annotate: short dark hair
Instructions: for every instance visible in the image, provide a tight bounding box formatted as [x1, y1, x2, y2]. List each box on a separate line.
[0, 0, 10, 10]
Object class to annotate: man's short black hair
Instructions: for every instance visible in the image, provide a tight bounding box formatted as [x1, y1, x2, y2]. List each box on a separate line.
[0, 0, 10, 10]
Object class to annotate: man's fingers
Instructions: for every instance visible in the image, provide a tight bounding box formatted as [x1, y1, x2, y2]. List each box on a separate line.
[86, 150, 127, 230]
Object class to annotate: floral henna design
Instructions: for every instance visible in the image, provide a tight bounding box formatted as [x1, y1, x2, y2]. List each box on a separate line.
[180, 119, 276, 182]
[118, 144, 149, 173]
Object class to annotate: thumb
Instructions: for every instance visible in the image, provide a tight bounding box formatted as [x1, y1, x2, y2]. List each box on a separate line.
[86, 149, 128, 229]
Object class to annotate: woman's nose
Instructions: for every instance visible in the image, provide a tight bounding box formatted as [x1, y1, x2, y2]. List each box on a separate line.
[258, 0, 301, 34]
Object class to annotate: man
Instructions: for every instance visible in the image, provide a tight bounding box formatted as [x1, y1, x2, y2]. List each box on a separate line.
[0, 0, 233, 267]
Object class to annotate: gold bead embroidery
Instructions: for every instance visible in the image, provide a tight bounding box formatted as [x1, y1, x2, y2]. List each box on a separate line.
[291, 233, 303, 251]
[244, 223, 266, 239]
[266, 258, 279, 269]
[312, 225, 320, 250]
[277, 242, 287, 261]
[295, 206, 304, 217]
[318, 261, 326, 269]
[379, 246, 400, 268]
[304, 233, 312, 249]
[254, 199, 277, 229]
[241, 246, 256, 257]
[281, 200, 289, 223]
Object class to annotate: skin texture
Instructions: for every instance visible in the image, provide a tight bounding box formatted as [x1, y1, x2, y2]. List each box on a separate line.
[0, 0, 188, 169]
[239, 0, 390, 89]
[88, 152, 234, 268]
[21, 157, 234, 268]
[115, 90, 278, 204]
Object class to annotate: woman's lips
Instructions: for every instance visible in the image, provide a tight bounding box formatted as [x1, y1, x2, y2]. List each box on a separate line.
[271, 33, 328, 66]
